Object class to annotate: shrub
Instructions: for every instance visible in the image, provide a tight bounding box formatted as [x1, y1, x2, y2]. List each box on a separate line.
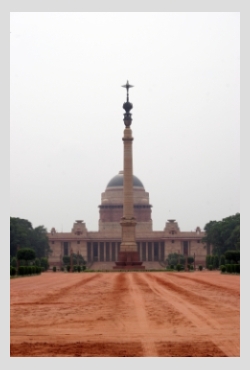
[67, 265, 71, 272]
[63, 255, 71, 265]
[18, 266, 25, 275]
[225, 250, 240, 264]
[170, 264, 174, 269]
[176, 264, 182, 271]
[77, 265, 81, 273]
[11, 257, 17, 268]
[61, 266, 64, 272]
[220, 255, 225, 266]
[17, 248, 36, 262]
[198, 265, 203, 271]
[213, 255, 219, 269]
[187, 256, 194, 264]
[34, 258, 41, 267]
[40, 258, 49, 271]
[31, 266, 36, 274]
[53, 266, 56, 272]
[189, 265, 194, 270]
[82, 265, 86, 271]
[10, 266, 16, 276]
[73, 265, 78, 272]
[206, 255, 211, 268]
[208, 265, 213, 271]
[220, 265, 226, 273]
[235, 264, 240, 273]
[225, 264, 232, 273]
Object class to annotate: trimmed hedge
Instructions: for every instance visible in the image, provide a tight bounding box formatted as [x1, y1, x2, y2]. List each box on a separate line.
[198, 265, 203, 271]
[222, 264, 240, 274]
[176, 264, 181, 271]
[17, 265, 42, 276]
[10, 266, 16, 276]
[220, 265, 226, 273]
[208, 265, 213, 271]
[52, 266, 57, 272]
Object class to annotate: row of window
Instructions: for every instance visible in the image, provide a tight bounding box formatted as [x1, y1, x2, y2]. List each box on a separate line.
[51, 240, 201, 245]
[99, 205, 151, 209]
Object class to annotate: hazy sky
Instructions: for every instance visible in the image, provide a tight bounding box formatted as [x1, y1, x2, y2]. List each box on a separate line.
[10, 12, 240, 233]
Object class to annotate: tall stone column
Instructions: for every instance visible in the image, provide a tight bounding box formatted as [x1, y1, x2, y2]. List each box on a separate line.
[114, 81, 144, 269]
[120, 126, 137, 252]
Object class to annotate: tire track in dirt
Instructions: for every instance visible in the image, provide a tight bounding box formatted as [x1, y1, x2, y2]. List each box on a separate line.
[106, 272, 137, 333]
[34, 274, 102, 304]
[133, 273, 194, 329]
[129, 273, 158, 356]
[143, 274, 238, 356]
[142, 274, 218, 330]
[171, 274, 240, 297]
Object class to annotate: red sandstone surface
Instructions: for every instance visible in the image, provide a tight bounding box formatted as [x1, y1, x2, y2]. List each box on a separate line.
[10, 271, 240, 357]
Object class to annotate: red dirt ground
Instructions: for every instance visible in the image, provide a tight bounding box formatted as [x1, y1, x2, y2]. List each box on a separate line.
[10, 271, 240, 357]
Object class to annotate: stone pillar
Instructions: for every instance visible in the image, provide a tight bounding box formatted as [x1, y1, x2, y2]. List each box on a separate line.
[91, 242, 93, 262]
[120, 126, 137, 253]
[114, 81, 144, 269]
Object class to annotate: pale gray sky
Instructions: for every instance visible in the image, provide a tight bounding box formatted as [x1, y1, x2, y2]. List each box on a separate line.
[10, 12, 240, 233]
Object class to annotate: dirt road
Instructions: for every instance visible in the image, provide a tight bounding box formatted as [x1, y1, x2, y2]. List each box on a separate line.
[10, 271, 240, 356]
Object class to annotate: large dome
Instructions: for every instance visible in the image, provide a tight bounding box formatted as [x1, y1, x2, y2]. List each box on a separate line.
[106, 171, 144, 189]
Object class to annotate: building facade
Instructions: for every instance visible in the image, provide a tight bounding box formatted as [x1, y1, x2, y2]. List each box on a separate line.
[48, 171, 207, 267]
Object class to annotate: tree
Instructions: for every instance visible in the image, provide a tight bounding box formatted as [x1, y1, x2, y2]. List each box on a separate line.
[10, 217, 51, 258]
[40, 257, 49, 271]
[31, 225, 51, 258]
[63, 255, 70, 265]
[10, 217, 33, 257]
[167, 253, 185, 266]
[17, 248, 36, 263]
[202, 213, 240, 256]
[224, 250, 240, 263]
[63, 253, 86, 266]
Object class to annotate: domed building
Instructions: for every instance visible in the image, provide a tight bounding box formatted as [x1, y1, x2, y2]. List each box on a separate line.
[48, 83, 207, 268]
[48, 170, 207, 268]
[99, 171, 152, 230]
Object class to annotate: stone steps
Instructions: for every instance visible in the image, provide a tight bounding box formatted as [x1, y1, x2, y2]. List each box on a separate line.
[89, 261, 165, 271]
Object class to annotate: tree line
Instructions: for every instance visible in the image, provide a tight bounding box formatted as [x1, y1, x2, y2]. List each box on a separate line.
[202, 213, 240, 256]
[10, 217, 51, 258]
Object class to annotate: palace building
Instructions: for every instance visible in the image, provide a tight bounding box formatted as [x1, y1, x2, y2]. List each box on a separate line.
[48, 83, 207, 268]
[48, 170, 206, 267]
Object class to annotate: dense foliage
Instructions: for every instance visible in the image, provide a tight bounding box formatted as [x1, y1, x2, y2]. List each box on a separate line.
[224, 250, 240, 263]
[62, 253, 86, 266]
[17, 248, 36, 261]
[167, 253, 186, 266]
[10, 217, 51, 258]
[202, 213, 240, 256]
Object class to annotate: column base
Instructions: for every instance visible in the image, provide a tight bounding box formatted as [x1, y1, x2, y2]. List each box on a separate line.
[113, 251, 145, 270]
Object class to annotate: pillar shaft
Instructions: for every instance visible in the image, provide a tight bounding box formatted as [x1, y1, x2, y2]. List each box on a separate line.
[120, 127, 137, 252]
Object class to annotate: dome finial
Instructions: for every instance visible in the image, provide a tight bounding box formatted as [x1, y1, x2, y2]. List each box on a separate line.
[122, 80, 134, 102]
[122, 81, 134, 127]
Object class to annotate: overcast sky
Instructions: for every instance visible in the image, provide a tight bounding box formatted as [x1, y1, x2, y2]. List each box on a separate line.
[10, 12, 240, 233]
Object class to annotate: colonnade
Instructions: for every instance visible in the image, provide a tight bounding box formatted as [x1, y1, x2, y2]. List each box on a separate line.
[87, 241, 165, 262]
